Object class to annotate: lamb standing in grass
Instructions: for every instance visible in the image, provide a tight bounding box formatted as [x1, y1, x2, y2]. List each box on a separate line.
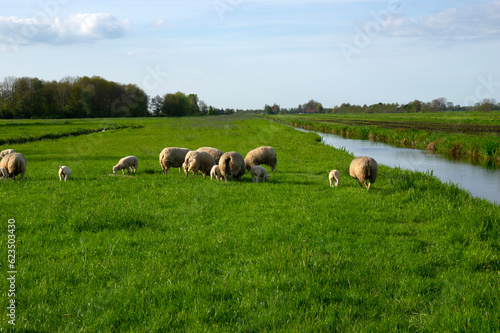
[219, 151, 246, 182]
[210, 165, 222, 181]
[0, 149, 15, 159]
[183, 151, 215, 179]
[0, 167, 8, 181]
[58, 166, 72, 181]
[245, 146, 277, 172]
[197, 147, 224, 164]
[113, 156, 138, 174]
[329, 170, 340, 187]
[0, 153, 26, 180]
[251, 165, 272, 183]
[159, 147, 190, 175]
[349, 156, 378, 190]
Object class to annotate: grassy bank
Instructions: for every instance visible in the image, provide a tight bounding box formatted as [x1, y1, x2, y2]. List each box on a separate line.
[271, 112, 500, 167]
[1, 116, 499, 331]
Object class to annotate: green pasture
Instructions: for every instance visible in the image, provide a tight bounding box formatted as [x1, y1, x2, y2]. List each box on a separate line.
[0, 116, 499, 332]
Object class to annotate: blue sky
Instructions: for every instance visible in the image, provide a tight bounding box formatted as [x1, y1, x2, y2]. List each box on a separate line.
[1, 0, 499, 109]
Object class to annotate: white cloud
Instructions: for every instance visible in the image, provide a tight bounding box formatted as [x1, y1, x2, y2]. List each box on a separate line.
[0, 13, 130, 45]
[384, 2, 500, 40]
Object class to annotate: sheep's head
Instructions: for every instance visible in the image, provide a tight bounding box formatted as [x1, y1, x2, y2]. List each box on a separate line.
[112, 166, 118, 174]
[0, 167, 8, 180]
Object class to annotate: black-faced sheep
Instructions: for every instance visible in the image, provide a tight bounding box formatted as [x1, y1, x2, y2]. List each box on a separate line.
[245, 146, 277, 172]
[59, 166, 71, 181]
[219, 151, 246, 182]
[0, 153, 26, 180]
[251, 165, 271, 183]
[113, 156, 138, 174]
[349, 156, 378, 190]
[196, 147, 224, 164]
[159, 147, 190, 175]
[183, 151, 215, 179]
[210, 165, 222, 181]
[329, 170, 340, 187]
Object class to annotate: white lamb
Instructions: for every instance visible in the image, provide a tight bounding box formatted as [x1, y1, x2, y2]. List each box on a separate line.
[329, 169, 340, 187]
[0, 149, 15, 159]
[210, 165, 222, 181]
[58, 166, 72, 181]
[251, 165, 271, 183]
[113, 156, 138, 174]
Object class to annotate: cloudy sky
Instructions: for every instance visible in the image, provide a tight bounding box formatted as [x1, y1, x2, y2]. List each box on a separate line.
[1, 0, 499, 109]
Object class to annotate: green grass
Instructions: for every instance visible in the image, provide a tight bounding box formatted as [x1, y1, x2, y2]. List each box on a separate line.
[272, 112, 500, 166]
[1, 116, 499, 332]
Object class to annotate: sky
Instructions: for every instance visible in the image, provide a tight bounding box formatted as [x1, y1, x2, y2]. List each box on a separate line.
[0, 0, 499, 110]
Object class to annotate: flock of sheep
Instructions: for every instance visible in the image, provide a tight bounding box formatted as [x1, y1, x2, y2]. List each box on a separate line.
[0, 146, 378, 189]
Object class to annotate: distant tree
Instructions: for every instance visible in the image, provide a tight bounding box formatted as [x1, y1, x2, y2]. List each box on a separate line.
[199, 100, 208, 115]
[208, 105, 214, 116]
[431, 97, 447, 111]
[316, 103, 324, 113]
[474, 98, 496, 112]
[264, 104, 272, 114]
[150, 95, 163, 116]
[271, 103, 280, 114]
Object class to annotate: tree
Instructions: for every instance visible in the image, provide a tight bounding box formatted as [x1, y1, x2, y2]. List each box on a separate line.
[150, 95, 163, 116]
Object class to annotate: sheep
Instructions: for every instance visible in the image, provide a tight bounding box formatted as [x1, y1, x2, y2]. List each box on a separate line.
[0, 149, 15, 159]
[219, 151, 246, 182]
[196, 147, 224, 164]
[245, 146, 277, 172]
[113, 156, 138, 174]
[329, 169, 340, 187]
[349, 156, 378, 190]
[159, 147, 190, 175]
[251, 165, 272, 183]
[58, 166, 72, 181]
[210, 165, 222, 181]
[183, 150, 215, 179]
[0, 153, 26, 180]
[0, 167, 7, 181]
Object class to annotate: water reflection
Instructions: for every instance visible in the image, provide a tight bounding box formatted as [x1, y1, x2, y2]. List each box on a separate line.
[295, 127, 500, 205]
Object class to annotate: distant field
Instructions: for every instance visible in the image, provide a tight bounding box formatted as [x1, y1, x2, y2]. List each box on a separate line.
[1, 116, 499, 331]
[272, 112, 500, 166]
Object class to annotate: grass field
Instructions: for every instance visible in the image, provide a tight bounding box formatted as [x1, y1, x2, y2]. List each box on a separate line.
[1, 116, 499, 332]
[272, 112, 500, 166]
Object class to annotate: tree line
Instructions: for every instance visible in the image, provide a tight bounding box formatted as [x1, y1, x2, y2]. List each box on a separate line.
[1, 76, 497, 119]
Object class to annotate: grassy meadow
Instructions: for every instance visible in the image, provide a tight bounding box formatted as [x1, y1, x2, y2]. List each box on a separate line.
[272, 112, 500, 166]
[1, 116, 499, 332]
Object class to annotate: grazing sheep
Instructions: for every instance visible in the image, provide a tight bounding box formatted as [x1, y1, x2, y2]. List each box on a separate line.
[245, 146, 277, 172]
[251, 165, 272, 183]
[219, 151, 246, 182]
[349, 156, 378, 190]
[183, 150, 215, 179]
[113, 156, 138, 174]
[159, 147, 190, 175]
[329, 170, 340, 187]
[0, 149, 15, 159]
[0, 153, 26, 180]
[58, 166, 72, 181]
[197, 147, 224, 164]
[0, 167, 8, 181]
[210, 165, 222, 181]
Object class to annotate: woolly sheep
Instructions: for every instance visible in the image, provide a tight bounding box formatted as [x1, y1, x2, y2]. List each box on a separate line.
[196, 147, 224, 164]
[113, 156, 138, 174]
[0, 153, 26, 180]
[210, 165, 222, 181]
[0, 167, 7, 181]
[183, 150, 215, 179]
[245, 146, 277, 172]
[329, 169, 340, 187]
[58, 166, 72, 181]
[219, 151, 246, 182]
[251, 165, 272, 183]
[0, 149, 15, 159]
[159, 147, 190, 175]
[349, 156, 378, 190]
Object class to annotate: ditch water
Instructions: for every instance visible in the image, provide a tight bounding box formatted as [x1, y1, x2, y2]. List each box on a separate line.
[294, 127, 500, 205]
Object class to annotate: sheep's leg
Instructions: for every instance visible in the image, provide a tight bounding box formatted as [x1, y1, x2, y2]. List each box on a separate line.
[366, 181, 371, 190]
